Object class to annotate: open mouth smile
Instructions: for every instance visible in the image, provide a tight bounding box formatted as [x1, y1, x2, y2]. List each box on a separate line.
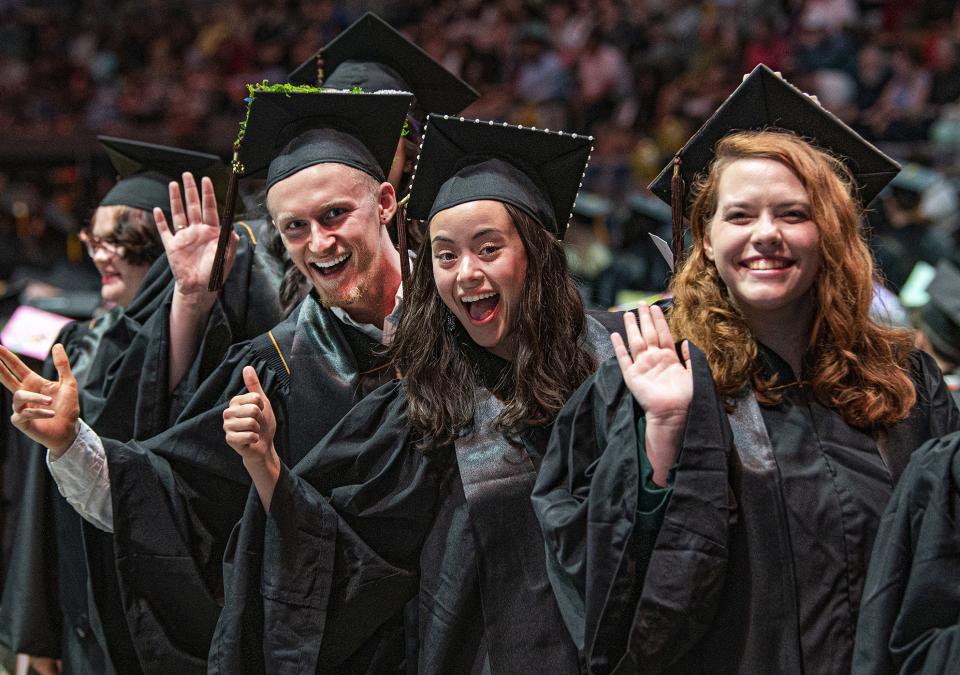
[310, 253, 351, 277]
[462, 291, 500, 323]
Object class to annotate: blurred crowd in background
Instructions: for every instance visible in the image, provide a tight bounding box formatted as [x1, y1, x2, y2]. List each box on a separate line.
[2, 0, 960, 312]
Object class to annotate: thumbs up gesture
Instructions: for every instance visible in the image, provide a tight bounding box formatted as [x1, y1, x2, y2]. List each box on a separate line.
[223, 367, 281, 509]
[1, 344, 80, 456]
[223, 367, 277, 464]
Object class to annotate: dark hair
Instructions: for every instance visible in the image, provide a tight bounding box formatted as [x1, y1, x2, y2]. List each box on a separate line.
[83, 205, 163, 266]
[389, 202, 595, 449]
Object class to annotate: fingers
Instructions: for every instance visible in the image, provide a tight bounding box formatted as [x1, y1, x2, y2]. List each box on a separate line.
[201, 176, 219, 225]
[623, 311, 644, 360]
[637, 302, 660, 350]
[0, 345, 33, 391]
[242, 366, 265, 397]
[611, 332, 634, 374]
[154, 207, 174, 242]
[681, 339, 692, 368]
[168, 180, 187, 232]
[651, 304, 674, 352]
[223, 402, 264, 421]
[0, 359, 19, 393]
[13, 390, 52, 411]
[183, 172, 202, 226]
[51, 344, 76, 388]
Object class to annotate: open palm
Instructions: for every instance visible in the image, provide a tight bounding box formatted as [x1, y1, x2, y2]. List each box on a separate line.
[0, 344, 80, 455]
[612, 303, 692, 421]
[155, 172, 237, 297]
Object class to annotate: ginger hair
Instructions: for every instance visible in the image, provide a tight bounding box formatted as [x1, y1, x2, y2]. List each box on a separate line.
[669, 129, 916, 427]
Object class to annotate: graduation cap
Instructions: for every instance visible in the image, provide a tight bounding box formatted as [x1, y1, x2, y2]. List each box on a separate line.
[649, 64, 901, 270]
[919, 259, 960, 364]
[98, 136, 227, 220]
[207, 85, 413, 290]
[407, 115, 593, 239]
[287, 12, 478, 116]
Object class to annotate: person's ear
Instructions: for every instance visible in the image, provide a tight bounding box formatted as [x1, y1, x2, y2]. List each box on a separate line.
[377, 182, 398, 224]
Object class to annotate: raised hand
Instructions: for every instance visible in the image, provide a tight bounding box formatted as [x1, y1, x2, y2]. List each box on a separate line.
[155, 172, 238, 301]
[0, 344, 80, 456]
[611, 303, 693, 486]
[223, 367, 280, 509]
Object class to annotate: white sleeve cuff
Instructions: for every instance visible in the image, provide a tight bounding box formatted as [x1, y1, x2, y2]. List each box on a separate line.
[46, 419, 114, 533]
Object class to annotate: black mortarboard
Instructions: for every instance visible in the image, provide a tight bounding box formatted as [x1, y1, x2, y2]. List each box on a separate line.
[407, 115, 593, 239]
[208, 85, 413, 289]
[920, 259, 960, 364]
[649, 64, 901, 268]
[98, 136, 227, 220]
[235, 87, 412, 188]
[287, 12, 478, 116]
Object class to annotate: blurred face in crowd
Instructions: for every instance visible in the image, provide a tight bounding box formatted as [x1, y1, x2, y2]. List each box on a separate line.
[430, 199, 528, 360]
[267, 163, 398, 323]
[83, 205, 152, 308]
[703, 158, 821, 322]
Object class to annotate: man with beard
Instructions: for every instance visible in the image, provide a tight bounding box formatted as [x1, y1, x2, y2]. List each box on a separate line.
[1, 87, 416, 673]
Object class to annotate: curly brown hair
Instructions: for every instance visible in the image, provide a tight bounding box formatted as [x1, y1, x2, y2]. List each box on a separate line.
[669, 130, 916, 428]
[82, 205, 163, 266]
[389, 203, 596, 449]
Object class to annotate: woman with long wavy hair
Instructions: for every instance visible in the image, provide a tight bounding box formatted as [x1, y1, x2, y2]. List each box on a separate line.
[533, 68, 960, 674]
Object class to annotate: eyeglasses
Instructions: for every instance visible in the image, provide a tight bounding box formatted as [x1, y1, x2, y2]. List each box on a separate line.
[78, 231, 122, 257]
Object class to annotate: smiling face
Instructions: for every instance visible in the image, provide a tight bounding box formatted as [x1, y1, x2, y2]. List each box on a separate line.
[86, 205, 152, 308]
[430, 200, 529, 360]
[703, 158, 821, 322]
[267, 162, 399, 324]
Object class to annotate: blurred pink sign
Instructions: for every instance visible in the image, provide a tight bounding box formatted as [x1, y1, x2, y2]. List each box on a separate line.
[1, 306, 73, 361]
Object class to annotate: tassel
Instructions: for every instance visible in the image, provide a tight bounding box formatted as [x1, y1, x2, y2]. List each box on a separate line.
[670, 155, 685, 273]
[207, 149, 241, 291]
[396, 193, 411, 296]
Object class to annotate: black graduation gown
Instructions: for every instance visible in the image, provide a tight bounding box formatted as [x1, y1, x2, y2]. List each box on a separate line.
[0, 222, 283, 673]
[852, 431, 960, 674]
[533, 344, 960, 674]
[209, 315, 617, 674]
[88, 293, 396, 674]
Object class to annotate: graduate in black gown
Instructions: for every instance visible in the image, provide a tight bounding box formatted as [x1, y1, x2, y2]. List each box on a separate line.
[209, 114, 619, 673]
[0, 138, 248, 675]
[852, 430, 960, 674]
[532, 65, 960, 674]
[0, 88, 422, 673]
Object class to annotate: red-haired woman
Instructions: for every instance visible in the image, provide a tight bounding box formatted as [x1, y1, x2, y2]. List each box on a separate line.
[534, 127, 960, 674]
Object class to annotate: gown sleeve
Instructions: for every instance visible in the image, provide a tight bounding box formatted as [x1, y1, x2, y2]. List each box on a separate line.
[533, 343, 735, 674]
[853, 432, 960, 675]
[90, 338, 287, 672]
[211, 381, 442, 674]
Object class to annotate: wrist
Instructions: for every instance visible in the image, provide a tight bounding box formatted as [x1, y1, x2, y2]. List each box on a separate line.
[173, 284, 217, 309]
[49, 420, 81, 459]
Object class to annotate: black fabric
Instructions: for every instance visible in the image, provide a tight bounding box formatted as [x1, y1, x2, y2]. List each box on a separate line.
[0, 221, 282, 673]
[237, 89, 412, 184]
[534, 345, 960, 674]
[97, 136, 228, 218]
[648, 64, 901, 211]
[287, 12, 478, 115]
[853, 431, 960, 674]
[99, 172, 174, 221]
[209, 315, 616, 674]
[266, 128, 386, 190]
[407, 115, 592, 239]
[95, 294, 395, 673]
[428, 158, 557, 234]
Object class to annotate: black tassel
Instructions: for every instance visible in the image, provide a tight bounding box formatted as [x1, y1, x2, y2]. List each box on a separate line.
[207, 150, 241, 291]
[670, 155, 685, 273]
[396, 195, 410, 297]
